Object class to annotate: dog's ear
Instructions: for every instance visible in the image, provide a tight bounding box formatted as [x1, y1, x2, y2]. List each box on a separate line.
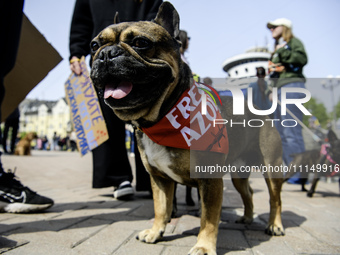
[114, 12, 120, 24]
[153, 2, 180, 40]
[328, 129, 338, 142]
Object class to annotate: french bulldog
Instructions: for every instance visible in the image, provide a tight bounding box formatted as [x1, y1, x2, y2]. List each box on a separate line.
[90, 2, 285, 254]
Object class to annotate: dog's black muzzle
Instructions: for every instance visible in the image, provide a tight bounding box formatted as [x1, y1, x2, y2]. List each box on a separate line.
[97, 45, 125, 63]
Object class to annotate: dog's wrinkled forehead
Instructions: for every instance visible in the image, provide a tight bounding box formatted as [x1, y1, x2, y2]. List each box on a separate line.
[94, 21, 172, 47]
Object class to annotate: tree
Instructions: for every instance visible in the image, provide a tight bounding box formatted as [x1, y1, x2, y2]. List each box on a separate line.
[335, 98, 340, 119]
[303, 97, 329, 128]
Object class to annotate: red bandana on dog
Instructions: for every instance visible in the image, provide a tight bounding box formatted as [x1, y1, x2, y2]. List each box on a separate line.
[141, 82, 228, 154]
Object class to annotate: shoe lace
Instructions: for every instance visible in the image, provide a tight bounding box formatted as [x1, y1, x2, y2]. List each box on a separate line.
[5, 168, 35, 194]
[6, 168, 22, 187]
[7, 167, 17, 175]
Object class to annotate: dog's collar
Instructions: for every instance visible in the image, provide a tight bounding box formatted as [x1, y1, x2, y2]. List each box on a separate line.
[320, 144, 339, 176]
[140, 81, 228, 154]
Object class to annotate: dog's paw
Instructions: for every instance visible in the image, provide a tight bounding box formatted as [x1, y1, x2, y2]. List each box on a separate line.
[188, 246, 216, 255]
[136, 229, 163, 243]
[265, 224, 285, 236]
[235, 216, 253, 224]
[307, 191, 314, 197]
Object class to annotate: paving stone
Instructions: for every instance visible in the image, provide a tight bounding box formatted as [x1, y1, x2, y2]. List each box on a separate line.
[0, 236, 29, 253]
[301, 224, 340, 246]
[161, 246, 193, 255]
[249, 238, 293, 255]
[57, 218, 112, 248]
[73, 222, 136, 255]
[5, 230, 67, 248]
[112, 235, 165, 255]
[2, 151, 340, 254]
[158, 233, 197, 247]
[244, 230, 274, 242]
[104, 220, 153, 232]
[217, 249, 253, 255]
[123, 199, 155, 218]
[2, 216, 86, 233]
[4, 241, 77, 255]
[173, 215, 200, 236]
[217, 229, 250, 250]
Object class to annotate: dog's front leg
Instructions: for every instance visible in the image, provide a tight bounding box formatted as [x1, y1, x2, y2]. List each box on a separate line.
[137, 174, 174, 243]
[189, 178, 223, 255]
[263, 173, 285, 236]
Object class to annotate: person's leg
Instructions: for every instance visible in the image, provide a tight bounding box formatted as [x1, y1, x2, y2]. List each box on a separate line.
[275, 83, 306, 164]
[130, 131, 135, 153]
[0, 74, 5, 174]
[0, 0, 54, 213]
[2, 122, 10, 153]
[10, 119, 19, 153]
[0, 1, 24, 76]
[274, 88, 286, 161]
[135, 132, 151, 192]
[280, 114, 305, 164]
[92, 138, 132, 187]
[0, 0, 25, 174]
[280, 82, 306, 184]
[92, 96, 133, 198]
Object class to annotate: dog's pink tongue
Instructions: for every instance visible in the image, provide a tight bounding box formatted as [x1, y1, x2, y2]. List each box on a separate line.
[104, 81, 133, 99]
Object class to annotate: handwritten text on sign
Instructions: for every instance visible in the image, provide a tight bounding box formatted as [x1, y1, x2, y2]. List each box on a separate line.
[64, 57, 108, 156]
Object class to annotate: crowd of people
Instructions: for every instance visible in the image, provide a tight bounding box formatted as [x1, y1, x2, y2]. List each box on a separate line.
[1, 128, 78, 153]
[32, 132, 78, 152]
[0, 0, 326, 218]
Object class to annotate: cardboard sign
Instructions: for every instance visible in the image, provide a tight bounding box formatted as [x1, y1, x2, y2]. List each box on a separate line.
[64, 57, 109, 156]
[2, 14, 63, 122]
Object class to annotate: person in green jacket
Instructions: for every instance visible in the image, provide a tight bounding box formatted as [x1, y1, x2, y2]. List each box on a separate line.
[267, 18, 308, 186]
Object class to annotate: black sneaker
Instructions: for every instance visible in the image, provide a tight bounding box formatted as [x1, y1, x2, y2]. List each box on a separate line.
[0, 170, 54, 213]
[113, 181, 134, 200]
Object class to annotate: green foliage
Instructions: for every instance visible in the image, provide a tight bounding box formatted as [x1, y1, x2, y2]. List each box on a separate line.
[336, 99, 340, 119]
[303, 97, 329, 128]
[19, 132, 27, 139]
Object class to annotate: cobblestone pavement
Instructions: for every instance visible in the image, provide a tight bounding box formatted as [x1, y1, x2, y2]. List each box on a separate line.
[1, 150, 339, 254]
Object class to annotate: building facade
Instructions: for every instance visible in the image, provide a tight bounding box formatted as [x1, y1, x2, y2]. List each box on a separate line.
[19, 98, 71, 141]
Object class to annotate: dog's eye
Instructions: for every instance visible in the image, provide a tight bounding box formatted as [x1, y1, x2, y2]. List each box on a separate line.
[90, 41, 100, 53]
[132, 37, 152, 49]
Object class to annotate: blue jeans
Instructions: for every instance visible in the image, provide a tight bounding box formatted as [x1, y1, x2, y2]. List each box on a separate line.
[274, 82, 306, 168]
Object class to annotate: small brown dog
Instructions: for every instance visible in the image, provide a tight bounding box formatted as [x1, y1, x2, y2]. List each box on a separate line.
[14, 132, 37, 156]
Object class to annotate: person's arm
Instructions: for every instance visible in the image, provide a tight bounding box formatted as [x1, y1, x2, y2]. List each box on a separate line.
[276, 37, 308, 67]
[69, 0, 93, 75]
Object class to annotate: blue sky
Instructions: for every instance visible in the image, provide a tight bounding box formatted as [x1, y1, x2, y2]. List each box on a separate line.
[24, 0, 340, 111]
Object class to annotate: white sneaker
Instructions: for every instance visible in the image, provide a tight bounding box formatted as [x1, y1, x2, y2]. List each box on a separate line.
[113, 181, 134, 200]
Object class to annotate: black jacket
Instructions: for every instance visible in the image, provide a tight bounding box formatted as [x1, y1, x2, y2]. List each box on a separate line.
[69, 0, 163, 59]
